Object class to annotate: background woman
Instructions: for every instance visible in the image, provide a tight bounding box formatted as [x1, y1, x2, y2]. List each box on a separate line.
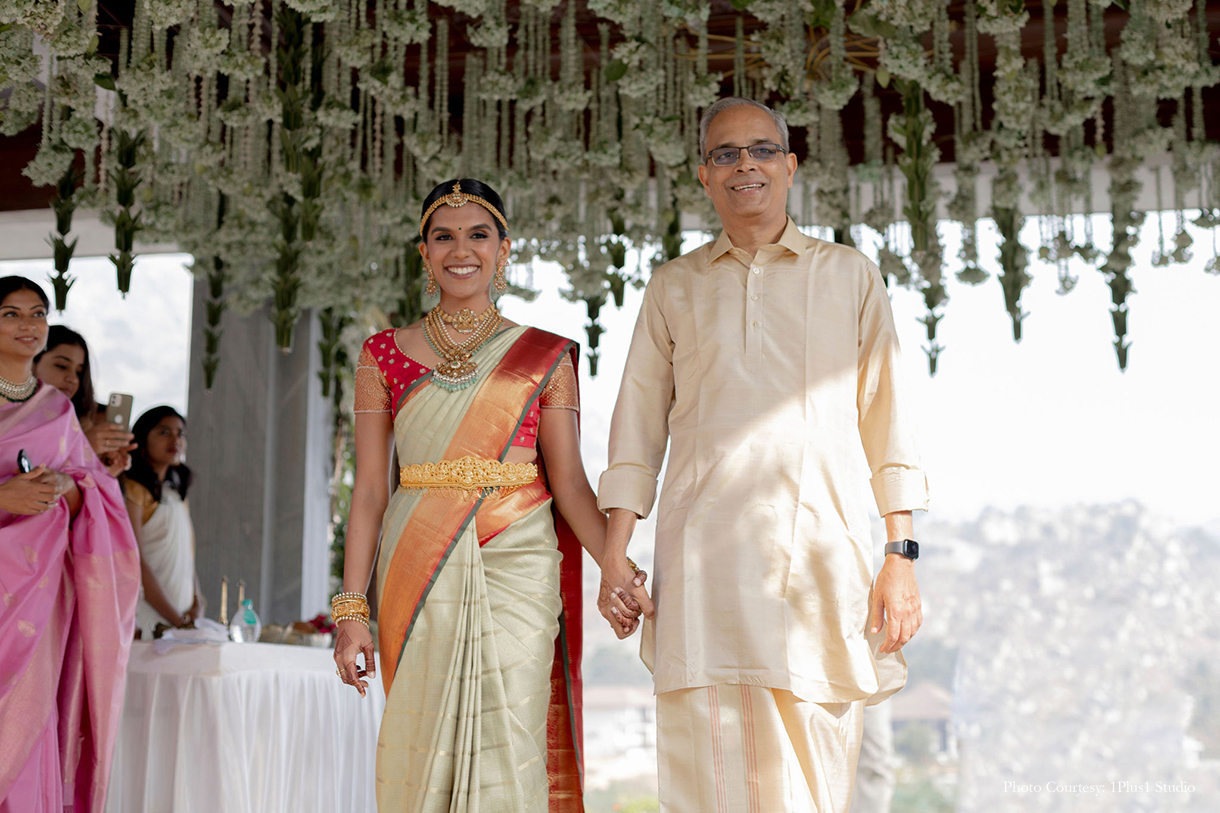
[34, 324, 136, 477]
[333, 179, 643, 812]
[0, 276, 139, 812]
[122, 406, 204, 638]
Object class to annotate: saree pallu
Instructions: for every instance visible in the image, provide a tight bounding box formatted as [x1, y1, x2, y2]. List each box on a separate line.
[0, 385, 140, 813]
[375, 326, 583, 813]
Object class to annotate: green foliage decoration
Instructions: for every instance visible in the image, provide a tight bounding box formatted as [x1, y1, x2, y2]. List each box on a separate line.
[48, 161, 83, 311]
[2, 0, 1218, 381]
[109, 128, 145, 297]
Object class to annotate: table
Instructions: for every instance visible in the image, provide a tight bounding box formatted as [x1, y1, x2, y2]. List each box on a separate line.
[106, 641, 385, 813]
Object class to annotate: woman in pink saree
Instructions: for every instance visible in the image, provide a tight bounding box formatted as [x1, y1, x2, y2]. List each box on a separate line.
[0, 276, 140, 813]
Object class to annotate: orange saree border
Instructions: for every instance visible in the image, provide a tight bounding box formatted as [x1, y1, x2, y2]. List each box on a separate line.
[375, 328, 585, 811]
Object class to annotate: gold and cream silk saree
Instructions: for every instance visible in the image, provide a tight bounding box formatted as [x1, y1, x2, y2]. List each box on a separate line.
[370, 326, 584, 813]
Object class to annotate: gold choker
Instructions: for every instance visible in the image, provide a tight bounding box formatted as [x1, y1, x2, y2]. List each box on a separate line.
[0, 372, 37, 403]
[436, 304, 496, 334]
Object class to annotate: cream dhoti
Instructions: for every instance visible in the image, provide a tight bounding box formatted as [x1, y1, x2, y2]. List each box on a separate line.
[657, 685, 864, 813]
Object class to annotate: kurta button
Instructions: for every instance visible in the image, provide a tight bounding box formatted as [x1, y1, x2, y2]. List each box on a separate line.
[751, 267, 761, 274]
[750, 294, 759, 301]
[751, 321, 758, 327]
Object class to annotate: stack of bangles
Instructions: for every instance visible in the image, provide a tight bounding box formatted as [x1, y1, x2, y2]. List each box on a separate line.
[331, 591, 370, 629]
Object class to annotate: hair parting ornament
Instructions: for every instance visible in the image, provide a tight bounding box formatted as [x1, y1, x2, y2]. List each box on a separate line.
[420, 181, 508, 238]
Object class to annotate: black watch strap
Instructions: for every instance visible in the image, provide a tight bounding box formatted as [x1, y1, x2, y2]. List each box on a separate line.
[884, 539, 919, 560]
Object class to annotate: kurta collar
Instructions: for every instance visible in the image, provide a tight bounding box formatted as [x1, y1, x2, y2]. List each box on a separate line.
[709, 216, 807, 263]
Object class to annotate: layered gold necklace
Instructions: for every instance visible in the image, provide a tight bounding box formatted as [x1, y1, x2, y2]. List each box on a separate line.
[423, 304, 503, 391]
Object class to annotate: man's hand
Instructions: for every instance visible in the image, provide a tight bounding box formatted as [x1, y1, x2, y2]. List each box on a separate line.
[597, 558, 653, 639]
[870, 554, 921, 654]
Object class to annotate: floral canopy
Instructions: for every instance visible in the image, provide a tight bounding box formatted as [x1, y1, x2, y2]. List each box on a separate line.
[1, 0, 1217, 386]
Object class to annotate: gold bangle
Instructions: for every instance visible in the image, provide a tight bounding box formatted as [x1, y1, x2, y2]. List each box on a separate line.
[333, 614, 370, 629]
[331, 594, 370, 616]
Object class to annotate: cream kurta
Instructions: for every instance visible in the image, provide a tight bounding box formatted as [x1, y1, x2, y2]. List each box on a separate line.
[598, 217, 928, 704]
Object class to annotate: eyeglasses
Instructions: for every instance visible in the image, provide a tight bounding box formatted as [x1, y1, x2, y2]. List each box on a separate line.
[704, 142, 787, 167]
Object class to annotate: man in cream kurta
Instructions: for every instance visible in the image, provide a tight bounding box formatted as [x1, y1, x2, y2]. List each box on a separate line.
[596, 98, 929, 813]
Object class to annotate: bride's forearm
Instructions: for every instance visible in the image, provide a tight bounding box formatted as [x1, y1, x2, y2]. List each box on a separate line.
[552, 482, 608, 566]
[343, 487, 387, 594]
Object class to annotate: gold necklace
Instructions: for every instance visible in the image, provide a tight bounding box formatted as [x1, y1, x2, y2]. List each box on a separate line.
[423, 305, 502, 391]
[436, 304, 495, 334]
[0, 371, 37, 403]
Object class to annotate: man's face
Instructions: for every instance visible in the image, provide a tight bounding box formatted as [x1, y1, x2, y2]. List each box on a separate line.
[697, 105, 798, 227]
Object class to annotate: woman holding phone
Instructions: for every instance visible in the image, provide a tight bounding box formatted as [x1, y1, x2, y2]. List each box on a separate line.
[33, 324, 136, 477]
[0, 276, 140, 812]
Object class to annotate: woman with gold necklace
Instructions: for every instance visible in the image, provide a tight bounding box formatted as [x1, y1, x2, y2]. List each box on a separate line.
[333, 179, 644, 812]
[0, 276, 139, 811]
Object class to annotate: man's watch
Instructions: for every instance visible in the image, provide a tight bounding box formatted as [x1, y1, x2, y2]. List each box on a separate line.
[884, 539, 919, 561]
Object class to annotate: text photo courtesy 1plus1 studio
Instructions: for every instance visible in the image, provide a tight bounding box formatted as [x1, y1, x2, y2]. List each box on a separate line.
[2, 2, 1220, 813]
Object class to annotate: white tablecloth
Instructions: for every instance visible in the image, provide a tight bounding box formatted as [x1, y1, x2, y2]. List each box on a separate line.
[106, 641, 385, 813]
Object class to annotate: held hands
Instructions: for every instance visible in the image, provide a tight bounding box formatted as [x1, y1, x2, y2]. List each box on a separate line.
[333, 619, 377, 698]
[598, 558, 653, 639]
[870, 554, 922, 654]
[0, 466, 70, 515]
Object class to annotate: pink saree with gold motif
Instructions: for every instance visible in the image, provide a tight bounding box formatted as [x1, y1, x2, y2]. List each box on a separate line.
[0, 384, 140, 813]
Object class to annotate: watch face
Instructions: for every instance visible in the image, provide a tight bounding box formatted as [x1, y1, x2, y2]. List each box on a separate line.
[904, 540, 919, 560]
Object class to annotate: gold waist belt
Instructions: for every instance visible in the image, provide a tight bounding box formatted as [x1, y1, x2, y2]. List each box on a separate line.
[398, 455, 538, 498]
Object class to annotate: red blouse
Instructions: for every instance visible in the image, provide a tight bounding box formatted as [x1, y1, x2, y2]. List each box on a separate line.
[353, 328, 578, 448]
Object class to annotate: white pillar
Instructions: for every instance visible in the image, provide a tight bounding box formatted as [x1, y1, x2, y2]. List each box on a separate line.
[185, 278, 333, 626]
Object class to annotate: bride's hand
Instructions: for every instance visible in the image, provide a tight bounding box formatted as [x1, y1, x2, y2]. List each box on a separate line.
[333, 619, 376, 697]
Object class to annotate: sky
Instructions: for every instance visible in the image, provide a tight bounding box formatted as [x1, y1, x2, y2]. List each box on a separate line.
[0, 254, 192, 422]
[2, 210, 1217, 529]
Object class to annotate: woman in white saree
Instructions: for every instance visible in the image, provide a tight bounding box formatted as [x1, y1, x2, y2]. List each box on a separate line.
[122, 406, 204, 638]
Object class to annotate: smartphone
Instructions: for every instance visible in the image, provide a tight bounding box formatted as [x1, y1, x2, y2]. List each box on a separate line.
[104, 393, 135, 433]
[17, 449, 32, 474]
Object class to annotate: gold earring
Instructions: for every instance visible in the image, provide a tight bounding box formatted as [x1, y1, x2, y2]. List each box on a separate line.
[424, 262, 438, 296]
[493, 262, 508, 293]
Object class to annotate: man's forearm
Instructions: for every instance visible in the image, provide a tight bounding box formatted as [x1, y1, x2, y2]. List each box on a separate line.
[883, 510, 914, 567]
[884, 510, 913, 541]
[603, 508, 639, 561]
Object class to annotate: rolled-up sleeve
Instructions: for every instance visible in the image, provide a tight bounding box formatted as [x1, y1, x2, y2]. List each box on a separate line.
[856, 259, 930, 516]
[597, 271, 676, 517]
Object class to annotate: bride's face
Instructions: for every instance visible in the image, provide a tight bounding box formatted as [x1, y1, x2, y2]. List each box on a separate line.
[419, 204, 510, 305]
